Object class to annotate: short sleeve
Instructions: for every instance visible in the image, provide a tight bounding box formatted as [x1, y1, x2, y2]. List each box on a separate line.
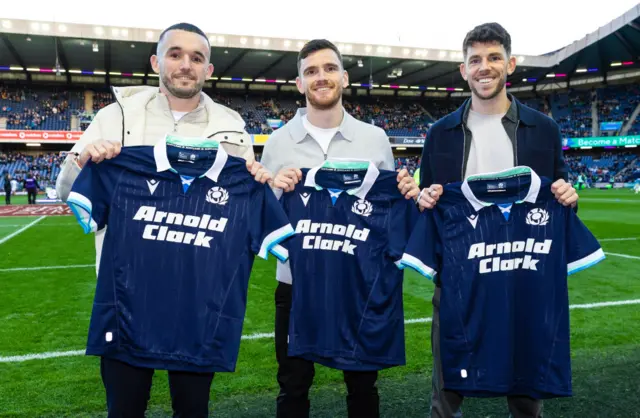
[386, 198, 420, 266]
[249, 183, 295, 261]
[566, 209, 605, 275]
[66, 161, 117, 234]
[399, 209, 441, 281]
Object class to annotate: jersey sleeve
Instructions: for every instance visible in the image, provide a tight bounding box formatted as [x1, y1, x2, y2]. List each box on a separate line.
[66, 161, 118, 234]
[249, 183, 295, 262]
[386, 197, 420, 267]
[566, 208, 605, 275]
[399, 209, 441, 281]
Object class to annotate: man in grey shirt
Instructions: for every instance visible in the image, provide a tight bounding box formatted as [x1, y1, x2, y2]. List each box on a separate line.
[261, 39, 419, 418]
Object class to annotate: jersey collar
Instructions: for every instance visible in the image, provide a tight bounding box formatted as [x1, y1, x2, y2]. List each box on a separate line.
[304, 158, 380, 200]
[461, 166, 541, 212]
[153, 134, 229, 182]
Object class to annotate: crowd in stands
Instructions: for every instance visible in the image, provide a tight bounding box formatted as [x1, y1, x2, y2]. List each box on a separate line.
[0, 86, 83, 131]
[0, 152, 64, 191]
[3, 83, 640, 139]
[395, 156, 420, 176]
[566, 151, 639, 184]
[552, 90, 594, 138]
[93, 92, 113, 112]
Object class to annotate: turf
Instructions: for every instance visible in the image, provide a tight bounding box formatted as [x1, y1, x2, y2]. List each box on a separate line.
[1, 189, 639, 417]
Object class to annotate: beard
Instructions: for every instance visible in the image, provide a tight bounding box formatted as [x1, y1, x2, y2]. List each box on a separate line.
[469, 73, 507, 101]
[306, 82, 343, 110]
[161, 72, 204, 99]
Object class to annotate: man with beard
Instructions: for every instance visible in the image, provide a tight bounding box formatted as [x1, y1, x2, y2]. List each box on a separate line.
[261, 39, 419, 418]
[416, 23, 578, 418]
[54, 22, 270, 417]
[56, 22, 269, 271]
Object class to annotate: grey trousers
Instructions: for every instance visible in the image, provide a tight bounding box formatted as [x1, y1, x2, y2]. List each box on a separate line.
[430, 287, 544, 418]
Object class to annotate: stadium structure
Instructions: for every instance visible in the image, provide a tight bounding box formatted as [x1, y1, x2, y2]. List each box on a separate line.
[1, 6, 640, 195]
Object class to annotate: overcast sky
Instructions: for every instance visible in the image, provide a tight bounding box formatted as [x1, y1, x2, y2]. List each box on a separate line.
[2, 0, 638, 56]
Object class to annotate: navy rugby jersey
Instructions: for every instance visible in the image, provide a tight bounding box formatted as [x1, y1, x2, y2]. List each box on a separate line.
[274, 160, 419, 371]
[67, 135, 294, 373]
[401, 166, 605, 399]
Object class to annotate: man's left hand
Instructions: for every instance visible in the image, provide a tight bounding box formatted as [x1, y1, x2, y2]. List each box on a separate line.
[551, 179, 578, 207]
[397, 169, 420, 200]
[246, 159, 272, 184]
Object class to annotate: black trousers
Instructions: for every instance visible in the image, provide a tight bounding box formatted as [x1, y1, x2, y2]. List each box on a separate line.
[27, 189, 36, 204]
[275, 281, 380, 418]
[4, 192, 10, 205]
[100, 357, 215, 418]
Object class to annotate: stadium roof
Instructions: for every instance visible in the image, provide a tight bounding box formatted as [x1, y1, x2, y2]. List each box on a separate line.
[1, 5, 640, 94]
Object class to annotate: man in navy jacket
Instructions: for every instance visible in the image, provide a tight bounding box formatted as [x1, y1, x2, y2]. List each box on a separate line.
[417, 23, 578, 418]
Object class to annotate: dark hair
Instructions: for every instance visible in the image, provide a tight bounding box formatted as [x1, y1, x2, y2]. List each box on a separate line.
[462, 22, 511, 58]
[158, 23, 210, 50]
[297, 39, 343, 73]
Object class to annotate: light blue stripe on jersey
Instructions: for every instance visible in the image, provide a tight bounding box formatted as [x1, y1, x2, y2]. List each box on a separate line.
[258, 224, 295, 260]
[568, 248, 606, 275]
[67, 191, 98, 234]
[400, 253, 437, 280]
[271, 245, 289, 262]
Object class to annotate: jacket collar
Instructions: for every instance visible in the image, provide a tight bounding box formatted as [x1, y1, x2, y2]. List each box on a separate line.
[289, 107, 356, 143]
[443, 93, 537, 129]
[110, 86, 246, 134]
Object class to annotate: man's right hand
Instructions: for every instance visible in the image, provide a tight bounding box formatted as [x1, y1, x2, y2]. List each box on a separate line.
[272, 168, 302, 192]
[78, 140, 122, 168]
[417, 184, 443, 210]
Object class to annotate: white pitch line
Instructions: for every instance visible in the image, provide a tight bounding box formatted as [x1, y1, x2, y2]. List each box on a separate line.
[605, 252, 640, 260]
[0, 223, 75, 228]
[0, 264, 94, 273]
[0, 350, 86, 363]
[569, 299, 640, 309]
[1, 298, 639, 364]
[599, 237, 639, 242]
[0, 216, 46, 245]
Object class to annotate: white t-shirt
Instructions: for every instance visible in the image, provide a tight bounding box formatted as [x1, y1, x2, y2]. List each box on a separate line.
[464, 109, 515, 178]
[302, 114, 339, 154]
[172, 111, 188, 122]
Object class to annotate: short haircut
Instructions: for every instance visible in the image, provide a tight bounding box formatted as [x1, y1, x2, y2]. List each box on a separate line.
[297, 39, 343, 73]
[462, 22, 511, 58]
[157, 23, 210, 54]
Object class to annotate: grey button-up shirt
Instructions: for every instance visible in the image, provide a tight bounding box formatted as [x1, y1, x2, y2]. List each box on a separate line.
[261, 107, 396, 284]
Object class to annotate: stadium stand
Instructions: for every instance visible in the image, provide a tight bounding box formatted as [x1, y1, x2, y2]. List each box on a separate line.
[1, 83, 640, 192]
[0, 152, 64, 190]
[0, 86, 84, 131]
[551, 89, 594, 138]
[3, 84, 640, 138]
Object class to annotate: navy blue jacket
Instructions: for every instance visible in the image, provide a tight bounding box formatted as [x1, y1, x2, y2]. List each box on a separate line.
[419, 96, 568, 187]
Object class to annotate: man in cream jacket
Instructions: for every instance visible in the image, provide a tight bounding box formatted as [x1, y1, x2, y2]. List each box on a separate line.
[57, 22, 269, 277]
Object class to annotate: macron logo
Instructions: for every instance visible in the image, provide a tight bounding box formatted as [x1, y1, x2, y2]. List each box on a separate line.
[467, 214, 478, 229]
[146, 179, 159, 195]
[299, 192, 311, 207]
